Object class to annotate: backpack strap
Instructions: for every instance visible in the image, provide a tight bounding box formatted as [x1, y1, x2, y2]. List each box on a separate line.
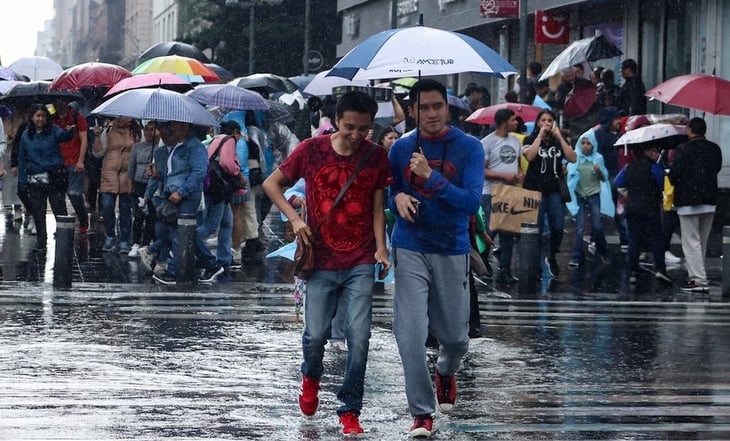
[211, 135, 234, 160]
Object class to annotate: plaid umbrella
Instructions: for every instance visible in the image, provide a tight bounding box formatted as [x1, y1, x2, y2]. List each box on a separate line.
[91, 88, 218, 126]
[186, 84, 269, 110]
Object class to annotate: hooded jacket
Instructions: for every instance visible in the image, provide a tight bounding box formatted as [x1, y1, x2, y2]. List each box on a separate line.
[593, 106, 622, 176]
[388, 126, 484, 255]
[566, 129, 614, 218]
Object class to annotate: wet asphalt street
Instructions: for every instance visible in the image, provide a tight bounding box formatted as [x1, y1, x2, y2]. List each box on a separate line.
[1, 211, 730, 440]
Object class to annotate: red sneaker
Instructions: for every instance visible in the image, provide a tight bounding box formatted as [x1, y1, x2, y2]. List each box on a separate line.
[409, 414, 433, 438]
[298, 375, 320, 416]
[339, 411, 364, 435]
[435, 370, 456, 414]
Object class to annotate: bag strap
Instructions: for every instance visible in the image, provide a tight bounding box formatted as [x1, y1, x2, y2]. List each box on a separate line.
[312, 145, 377, 232]
[211, 135, 234, 162]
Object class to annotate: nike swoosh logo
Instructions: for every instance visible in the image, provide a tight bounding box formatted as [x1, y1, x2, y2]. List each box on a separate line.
[510, 207, 534, 215]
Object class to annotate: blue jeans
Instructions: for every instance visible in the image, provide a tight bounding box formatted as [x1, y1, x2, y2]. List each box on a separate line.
[302, 264, 374, 415]
[481, 194, 515, 272]
[66, 165, 88, 226]
[101, 192, 133, 242]
[571, 193, 607, 261]
[538, 191, 566, 259]
[195, 200, 233, 268]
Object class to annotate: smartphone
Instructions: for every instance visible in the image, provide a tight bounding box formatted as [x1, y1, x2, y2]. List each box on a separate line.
[411, 201, 421, 219]
[376, 262, 388, 280]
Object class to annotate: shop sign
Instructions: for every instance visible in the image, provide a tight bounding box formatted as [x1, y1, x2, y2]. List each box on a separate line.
[480, 0, 519, 18]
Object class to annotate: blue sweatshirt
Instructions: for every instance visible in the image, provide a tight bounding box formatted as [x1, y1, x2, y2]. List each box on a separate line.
[388, 126, 484, 254]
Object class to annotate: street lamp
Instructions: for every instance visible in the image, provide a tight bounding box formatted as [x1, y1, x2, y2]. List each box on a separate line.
[225, 0, 284, 75]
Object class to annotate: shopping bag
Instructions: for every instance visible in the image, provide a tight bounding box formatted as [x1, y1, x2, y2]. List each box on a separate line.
[488, 183, 541, 234]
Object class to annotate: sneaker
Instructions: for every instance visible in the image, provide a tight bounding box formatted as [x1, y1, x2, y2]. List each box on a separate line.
[128, 243, 140, 257]
[339, 411, 364, 435]
[328, 339, 348, 352]
[137, 246, 154, 273]
[680, 280, 709, 293]
[655, 271, 673, 284]
[198, 265, 224, 283]
[153, 271, 176, 285]
[29, 220, 37, 235]
[435, 370, 456, 414]
[409, 414, 433, 438]
[639, 252, 650, 262]
[298, 375, 320, 416]
[665, 250, 681, 264]
[587, 241, 597, 255]
[620, 243, 629, 253]
[568, 259, 580, 268]
[153, 262, 168, 276]
[102, 237, 116, 252]
[118, 241, 131, 254]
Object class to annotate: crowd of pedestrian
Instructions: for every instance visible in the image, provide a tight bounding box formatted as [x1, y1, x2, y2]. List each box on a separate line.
[0, 56, 724, 438]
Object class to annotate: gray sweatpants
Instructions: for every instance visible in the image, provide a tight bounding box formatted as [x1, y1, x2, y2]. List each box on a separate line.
[392, 248, 470, 416]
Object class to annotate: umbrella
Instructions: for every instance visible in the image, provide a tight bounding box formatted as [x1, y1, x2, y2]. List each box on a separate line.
[447, 95, 470, 112]
[186, 84, 269, 111]
[103, 73, 193, 98]
[0, 66, 21, 81]
[8, 56, 63, 81]
[614, 123, 688, 150]
[132, 55, 219, 83]
[91, 88, 218, 126]
[644, 73, 730, 115]
[0, 80, 24, 95]
[49, 62, 132, 92]
[138, 41, 211, 64]
[229, 73, 299, 94]
[539, 33, 622, 81]
[205, 63, 235, 83]
[326, 24, 517, 81]
[0, 81, 82, 105]
[562, 84, 598, 119]
[466, 102, 544, 125]
[624, 113, 688, 132]
[302, 69, 368, 96]
[265, 100, 295, 124]
[288, 73, 316, 91]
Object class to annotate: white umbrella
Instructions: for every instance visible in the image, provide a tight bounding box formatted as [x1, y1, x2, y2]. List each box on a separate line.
[92, 88, 218, 126]
[539, 33, 622, 81]
[9, 56, 64, 81]
[328, 24, 517, 81]
[303, 69, 369, 96]
[614, 123, 687, 147]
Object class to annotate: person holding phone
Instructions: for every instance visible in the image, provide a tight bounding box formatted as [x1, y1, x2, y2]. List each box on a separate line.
[522, 109, 577, 277]
[388, 79, 484, 437]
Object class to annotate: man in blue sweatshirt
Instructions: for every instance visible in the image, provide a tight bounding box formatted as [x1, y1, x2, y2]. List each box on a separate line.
[388, 79, 484, 438]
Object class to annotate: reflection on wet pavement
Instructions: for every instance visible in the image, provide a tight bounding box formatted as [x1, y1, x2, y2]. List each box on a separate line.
[0, 212, 729, 439]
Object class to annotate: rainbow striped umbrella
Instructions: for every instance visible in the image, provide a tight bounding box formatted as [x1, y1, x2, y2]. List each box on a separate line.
[133, 55, 219, 83]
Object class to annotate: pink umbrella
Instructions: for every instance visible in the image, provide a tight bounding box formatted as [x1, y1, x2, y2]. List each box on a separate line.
[645, 73, 730, 115]
[466, 102, 544, 125]
[104, 73, 193, 98]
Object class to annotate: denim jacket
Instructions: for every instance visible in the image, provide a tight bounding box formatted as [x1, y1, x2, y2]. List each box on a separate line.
[162, 135, 207, 202]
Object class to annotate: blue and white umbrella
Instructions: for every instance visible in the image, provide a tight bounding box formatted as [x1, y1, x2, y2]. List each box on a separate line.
[91, 88, 218, 126]
[186, 84, 270, 111]
[327, 25, 517, 81]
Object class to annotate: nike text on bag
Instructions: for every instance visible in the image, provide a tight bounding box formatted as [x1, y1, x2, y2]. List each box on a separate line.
[488, 183, 541, 234]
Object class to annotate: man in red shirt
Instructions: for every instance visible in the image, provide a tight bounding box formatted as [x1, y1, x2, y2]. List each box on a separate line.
[52, 98, 89, 232]
[263, 91, 391, 435]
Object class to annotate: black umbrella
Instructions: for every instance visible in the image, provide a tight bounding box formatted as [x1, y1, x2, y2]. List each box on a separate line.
[0, 81, 83, 105]
[265, 100, 294, 124]
[205, 63, 235, 83]
[138, 41, 210, 65]
[229, 74, 299, 94]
